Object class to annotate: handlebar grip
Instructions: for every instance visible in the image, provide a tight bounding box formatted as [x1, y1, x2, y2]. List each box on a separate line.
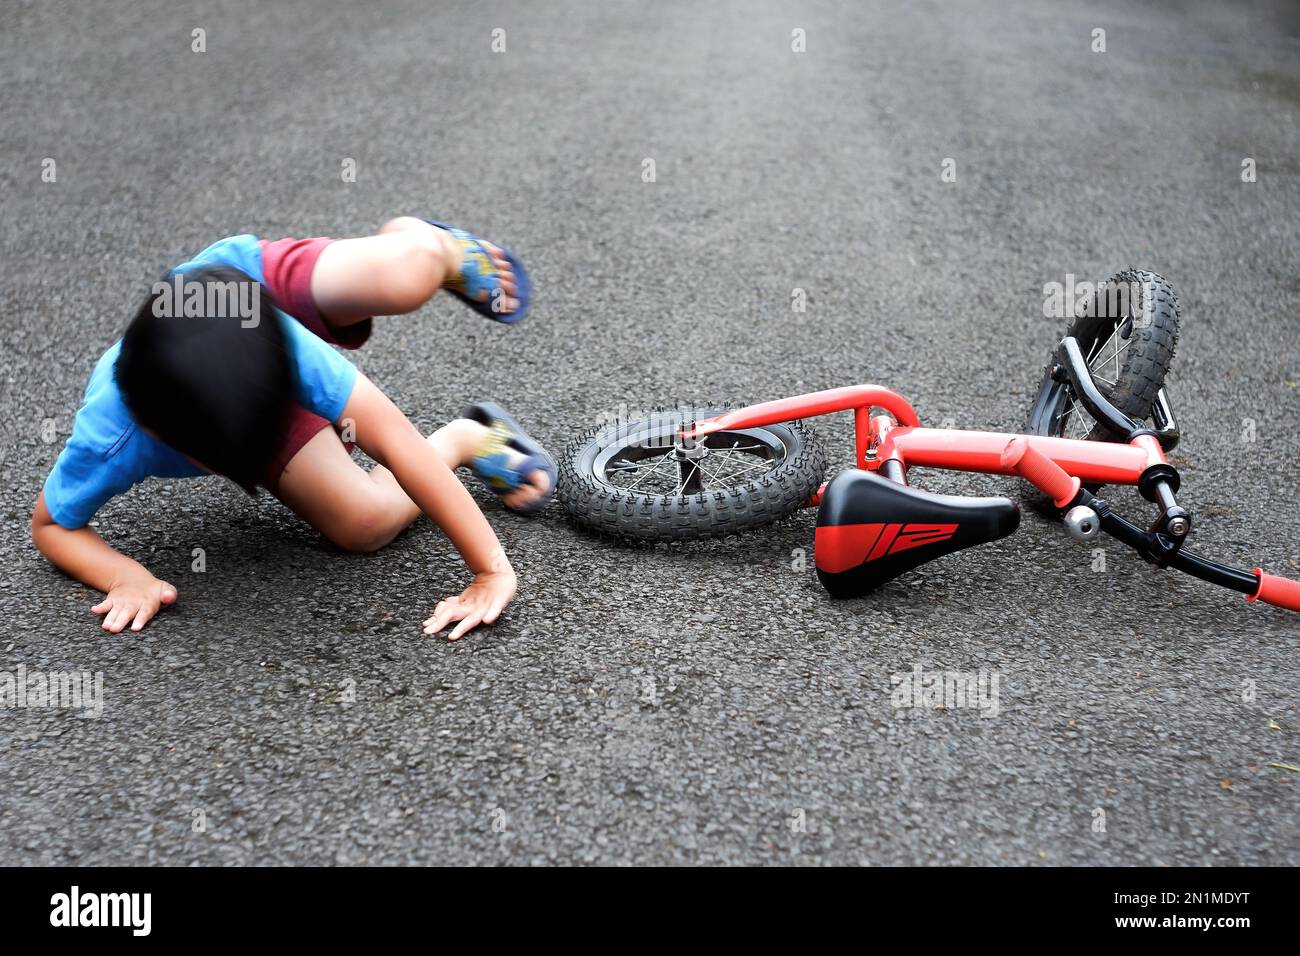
[1249, 569, 1300, 612]
[1001, 438, 1081, 508]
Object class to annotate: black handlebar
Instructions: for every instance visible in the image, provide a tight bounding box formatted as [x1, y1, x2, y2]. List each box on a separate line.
[1082, 489, 1259, 595]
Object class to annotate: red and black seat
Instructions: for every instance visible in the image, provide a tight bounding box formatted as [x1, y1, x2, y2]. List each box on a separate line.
[814, 470, 1020, 598]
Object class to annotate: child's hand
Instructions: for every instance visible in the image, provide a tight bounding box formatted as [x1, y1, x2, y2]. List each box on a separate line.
[423, 565, 518, 641]
[92, 573, 178, 633]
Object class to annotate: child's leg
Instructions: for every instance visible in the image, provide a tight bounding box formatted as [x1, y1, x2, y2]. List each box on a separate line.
[273, 419, 546, 553]
[308, 218, 519, 325]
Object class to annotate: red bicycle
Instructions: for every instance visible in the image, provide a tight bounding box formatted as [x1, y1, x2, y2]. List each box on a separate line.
[557, 270, 1300, 613]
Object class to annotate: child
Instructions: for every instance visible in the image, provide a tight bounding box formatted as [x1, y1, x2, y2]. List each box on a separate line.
[31, 217, 554, 641]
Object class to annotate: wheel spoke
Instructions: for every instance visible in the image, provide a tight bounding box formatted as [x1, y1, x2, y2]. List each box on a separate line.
[1063, 318, 1133, 441]
[1087, 320, 1131, 390]
[674, 459, 692, 496]
[701, 442, 744, 487]
[708, 442, 765, 452]
[602, 431, 781, 496]
[1064, 395, 1095, 440]
[711, 455, 772, 479]
[625, 453, 674, 492]
[1086, 335, 1105, 365]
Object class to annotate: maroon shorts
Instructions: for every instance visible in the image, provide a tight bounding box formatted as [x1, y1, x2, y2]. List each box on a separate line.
[263, 407, 356, 492]
[257, 236, 373, 492]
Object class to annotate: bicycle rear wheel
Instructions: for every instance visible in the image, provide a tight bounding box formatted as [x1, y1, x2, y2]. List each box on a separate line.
[557, 405, 826, 543]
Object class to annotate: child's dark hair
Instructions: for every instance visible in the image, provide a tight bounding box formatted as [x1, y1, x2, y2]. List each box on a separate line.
[115, 266, 292, 494]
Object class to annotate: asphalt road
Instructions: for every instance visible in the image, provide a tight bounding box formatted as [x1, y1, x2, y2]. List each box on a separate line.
[2, 0, 1298, 865]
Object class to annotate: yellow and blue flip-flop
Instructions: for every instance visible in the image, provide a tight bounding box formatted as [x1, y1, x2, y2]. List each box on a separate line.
[426, 220, 532, 323]
[463, 402, 555, 514]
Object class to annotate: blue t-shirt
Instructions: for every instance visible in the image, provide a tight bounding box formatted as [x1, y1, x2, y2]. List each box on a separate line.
[42, 235, 359, 529]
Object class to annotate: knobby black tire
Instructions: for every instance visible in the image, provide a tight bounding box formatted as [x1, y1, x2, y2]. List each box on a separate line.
[1046, 268, 1181, 441]
[557, 406, 827, 544]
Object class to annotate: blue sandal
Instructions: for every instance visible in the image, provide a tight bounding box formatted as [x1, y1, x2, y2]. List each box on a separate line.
[425, 220, 532, 324]
[463, 402, 555, 515]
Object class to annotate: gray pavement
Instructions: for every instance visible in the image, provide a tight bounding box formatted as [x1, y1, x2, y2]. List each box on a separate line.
[1, 0, 1298, 865]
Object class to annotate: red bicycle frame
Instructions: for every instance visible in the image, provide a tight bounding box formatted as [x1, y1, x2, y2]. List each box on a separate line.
[687, 384, 1165, 490]
[684, 384, 1300, 613]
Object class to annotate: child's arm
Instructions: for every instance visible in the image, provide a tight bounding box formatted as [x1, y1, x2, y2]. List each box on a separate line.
[340, 374, 517, 640]
[31, 492, 177, 632]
